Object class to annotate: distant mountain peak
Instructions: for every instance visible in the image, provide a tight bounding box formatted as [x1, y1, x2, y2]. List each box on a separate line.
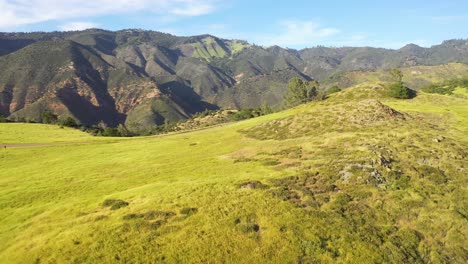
[401, 43, 422, 49]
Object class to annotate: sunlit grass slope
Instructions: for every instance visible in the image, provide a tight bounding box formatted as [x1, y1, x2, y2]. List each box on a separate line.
[0, 85, 467, 263]
[0, 123, 114, 144]
[324, 63, 468, 89]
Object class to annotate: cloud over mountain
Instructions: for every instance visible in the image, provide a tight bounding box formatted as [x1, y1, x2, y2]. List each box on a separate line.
[0, 0, 218, 29]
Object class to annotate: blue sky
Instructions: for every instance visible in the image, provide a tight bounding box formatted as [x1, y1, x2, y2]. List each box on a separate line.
[1, 0, 467, 49]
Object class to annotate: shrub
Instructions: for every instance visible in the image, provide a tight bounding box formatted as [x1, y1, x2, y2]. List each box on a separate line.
[193, 109, 217, 118]
[42, 110, 57, 124]
[260, 103, 274, 115]
[238, 180, 269, 189]
[102, 199, 129, 210]
[102, 127, 120, 137]
[122, 213, 142, 220]
[420, 76, 468, 95]
[117, 124, 132, 137]
[284, 77, 319, 107]
[144, 210, 176, 220]
[110, 201, 129, 210]
[421, 84, 454, 95]
[180, 207, 198, 215]
[324, 192, 353, 213]
[387, 68, 416, 99]
[0, 115, 8, 123]
[58, 117, 78, 127]
[239, 223, 260, 233]
[232, 109, 261, 121]
[388, 83, 415, 99]
[327, 85, 342, 94]
[261, 159, 280, 166]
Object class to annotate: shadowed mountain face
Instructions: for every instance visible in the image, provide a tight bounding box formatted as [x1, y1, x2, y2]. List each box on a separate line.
[0, 29, 467, 129]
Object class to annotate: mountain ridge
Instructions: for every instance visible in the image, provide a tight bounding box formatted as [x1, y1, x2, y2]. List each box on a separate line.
[1, 29, 467, 131]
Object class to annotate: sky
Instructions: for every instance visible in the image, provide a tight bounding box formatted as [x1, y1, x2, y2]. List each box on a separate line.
[1, 0, 467, 49]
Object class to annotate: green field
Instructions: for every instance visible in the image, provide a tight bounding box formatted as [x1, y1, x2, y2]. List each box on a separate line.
[323, 63, 468, 90]
[0, 85, 467, 263]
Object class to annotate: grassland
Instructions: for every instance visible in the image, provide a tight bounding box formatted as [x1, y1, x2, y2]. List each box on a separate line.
[0, 85, 467, 263]
[0, 123, 110, 144]
[188, 37, 250, 61]
[324, 63, 468, 90]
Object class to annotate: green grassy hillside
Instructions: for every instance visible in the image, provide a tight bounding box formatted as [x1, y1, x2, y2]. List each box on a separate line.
[323, 63, 468, 89]
[0, 123, 106, 144]
[0, 85, 466, 263]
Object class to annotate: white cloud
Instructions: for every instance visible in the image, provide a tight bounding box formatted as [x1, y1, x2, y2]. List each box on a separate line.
[58, 22, 99, 31]
[170, 0, 215, 16]
[253, 20, 340, 48]
[0, 0, 218, 30]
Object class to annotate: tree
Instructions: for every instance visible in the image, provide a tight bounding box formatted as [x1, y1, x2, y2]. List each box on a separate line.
[284, 78, 319, 107]
[42, 110, 57, 124]
[59, 117, 78, 127]
[260, 102, 273, 115]
[232, 109, 257, 121]
[102, 127, 120, 137]
[117, 124, 131, 137]
[388, 83, 413, 99]
[387, 68, 414, 99]
[389, 68, 403, 84]
[97, 121, 107, 130]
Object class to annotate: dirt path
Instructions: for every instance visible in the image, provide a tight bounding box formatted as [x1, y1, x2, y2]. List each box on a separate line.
[0, 142, 94, 149]
[2, 143, 53, 148]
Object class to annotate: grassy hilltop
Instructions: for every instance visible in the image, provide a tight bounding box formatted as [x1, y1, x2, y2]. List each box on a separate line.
[0, 85, 467, 263]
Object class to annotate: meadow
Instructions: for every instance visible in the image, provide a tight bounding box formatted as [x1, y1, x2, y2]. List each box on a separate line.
[0, 85, 467, 263]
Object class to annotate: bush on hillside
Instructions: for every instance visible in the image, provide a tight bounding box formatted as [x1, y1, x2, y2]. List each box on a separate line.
[421, 84, 454, 95]
[102, 127, 120, 137]
[193, 109, 217, 118]
[388, 83, 415, 99]
[260, 102, 274, 115]
[387, 68, 415, 99]
[0, 115, 8, 123]
[117, 124, 131, 137]
[180, 207, 198, 215]
[232, 108, 262, 121]
[284, 77, 319, 107]
[42, 110, 58, 124]
[327, 85, 342, 94]
[420, 77, 468, 95]
[58, 117, 78, 127]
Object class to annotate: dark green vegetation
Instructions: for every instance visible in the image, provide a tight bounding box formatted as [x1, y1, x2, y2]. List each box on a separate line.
[103, 199, 130, 210]
[1, 29, 468, 132]
[326, 85, 342, 94]
[421, 76, 468, 95]
[284, 78, 320, 107]
[387, 68, 416, 99]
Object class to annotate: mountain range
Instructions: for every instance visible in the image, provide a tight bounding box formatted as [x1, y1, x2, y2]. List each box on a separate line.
[1, 29, 467, 131]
